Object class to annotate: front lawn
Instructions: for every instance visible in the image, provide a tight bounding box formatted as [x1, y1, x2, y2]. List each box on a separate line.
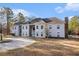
[0, 38, 79, 56]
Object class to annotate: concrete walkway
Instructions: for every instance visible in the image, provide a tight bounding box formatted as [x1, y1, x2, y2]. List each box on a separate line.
[0, 38, 35, 52]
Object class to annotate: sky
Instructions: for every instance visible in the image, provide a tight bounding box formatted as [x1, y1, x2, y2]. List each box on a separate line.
[0, 3, 79, 20]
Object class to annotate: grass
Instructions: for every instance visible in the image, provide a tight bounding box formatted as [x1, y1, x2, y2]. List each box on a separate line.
[0, 38, 79, 56]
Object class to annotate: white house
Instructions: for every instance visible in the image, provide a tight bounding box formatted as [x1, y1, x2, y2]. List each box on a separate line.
[11, 17, 67, 38]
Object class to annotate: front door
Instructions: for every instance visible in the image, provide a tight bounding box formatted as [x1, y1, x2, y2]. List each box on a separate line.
[29, 25, 35, 37]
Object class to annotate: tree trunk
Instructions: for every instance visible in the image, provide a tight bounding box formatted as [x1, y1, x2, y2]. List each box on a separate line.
[7, 16, 10, 35]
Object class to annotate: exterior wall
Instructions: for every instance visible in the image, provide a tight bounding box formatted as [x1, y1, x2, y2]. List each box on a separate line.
[10, 20, 65, 38]
[11, 25, 19, 36]
[33, 21, 46, 38]
[21, 24, 29, 37]
[48, 24, 65, 37]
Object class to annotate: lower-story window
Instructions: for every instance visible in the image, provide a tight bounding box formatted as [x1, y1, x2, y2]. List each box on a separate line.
[26, 32, 27, 35]
[36, 33, 38, 36]
[57, 32, 60, 37]
[57, 35, 60, 37]
[41, 33, 43, 36]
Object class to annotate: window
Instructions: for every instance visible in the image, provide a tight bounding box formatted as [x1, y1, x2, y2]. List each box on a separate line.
[41, 25, 43, 29]
[36, 26, 38, 29]
[57, 25, 60, 29]
[26, 26, 27, 29]
[26, 32, 27, 35]
[57, 35, 60, 37]
[23, 26, 24, 29]
[49, 27, 52, 29]
[57, 32, 60, 37]
[36, 33, 38, 36]
[15, 27, 16, 29]
[41, 33, 43, 36]
[33, 27, 35, 30]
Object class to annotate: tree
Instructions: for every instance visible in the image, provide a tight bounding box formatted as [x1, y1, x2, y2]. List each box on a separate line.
[3, 7, 13, 35]
[68, 16, 79, 35]
[17, 12, 25, 23]
[28, 16, 36, 22]
[17, 12, 25, 36]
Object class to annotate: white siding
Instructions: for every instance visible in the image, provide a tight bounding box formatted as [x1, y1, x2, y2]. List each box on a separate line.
[48, 24, 65, 37]
[35, 24, 46, 38]
[21, 24, 29, 37]
[10, 20, 65, 38]
[11, 25, 19, 36]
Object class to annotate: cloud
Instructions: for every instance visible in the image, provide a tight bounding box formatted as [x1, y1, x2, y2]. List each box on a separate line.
[12, 9, 30, 16]
[12, 9, 39, 17]
[55, 3, 79, 13]
[69, 16, 74, 20]
[65, 3, 79, 11]
[55, 6, 64, 13]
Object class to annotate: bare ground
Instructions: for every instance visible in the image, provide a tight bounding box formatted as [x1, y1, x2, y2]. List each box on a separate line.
[0, 38, 79, 56]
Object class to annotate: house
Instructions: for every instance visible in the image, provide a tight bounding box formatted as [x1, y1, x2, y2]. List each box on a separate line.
[11, 17, 68, 38]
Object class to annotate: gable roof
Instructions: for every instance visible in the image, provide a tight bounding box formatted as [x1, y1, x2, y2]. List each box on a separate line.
[30, 17, 65, 24]
[30, 18, 45, 24]
[48, 17, 65, 24]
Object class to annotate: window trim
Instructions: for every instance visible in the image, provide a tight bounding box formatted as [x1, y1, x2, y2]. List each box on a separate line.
[36, 26, 38, 29]
[26, 26, 27, 29]
[57, 25, 60, 29]
[36, 33, 38, 36]
[49, 26, 52, 29]
[41, 25, 43, 29]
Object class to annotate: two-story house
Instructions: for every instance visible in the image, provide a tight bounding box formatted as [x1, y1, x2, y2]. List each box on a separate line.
[11, 17, 68, 38]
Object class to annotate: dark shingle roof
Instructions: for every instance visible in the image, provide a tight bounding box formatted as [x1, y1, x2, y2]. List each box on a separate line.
[30, 17, 65, 24]
[48, 17, 65, 24]
[14, 21, 30, 25]
[14, 17, 65, 25]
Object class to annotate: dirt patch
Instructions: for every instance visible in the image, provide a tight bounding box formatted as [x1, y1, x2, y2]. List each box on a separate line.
[0, 38, 79, 56]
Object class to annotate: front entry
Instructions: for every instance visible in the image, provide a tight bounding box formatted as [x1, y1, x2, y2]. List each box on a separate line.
[29, 25, 35, 37]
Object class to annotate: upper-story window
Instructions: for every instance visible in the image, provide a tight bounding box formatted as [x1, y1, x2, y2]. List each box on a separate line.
[26, 26, 27, 29]
[49, 26, 52, 29]
[36, 26, 38, 29]
[49, 25, 52, 29]
[41, 25, 43, 29]
[23, 26, 24, 29]
[15, 27, 16, 29]
[41, 32, 43, 36]
[57, 25, 60, 29]
[36, 33, 38, 36]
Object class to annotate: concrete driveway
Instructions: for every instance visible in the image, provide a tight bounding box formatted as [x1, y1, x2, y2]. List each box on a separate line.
[0, 38, 35, 52]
